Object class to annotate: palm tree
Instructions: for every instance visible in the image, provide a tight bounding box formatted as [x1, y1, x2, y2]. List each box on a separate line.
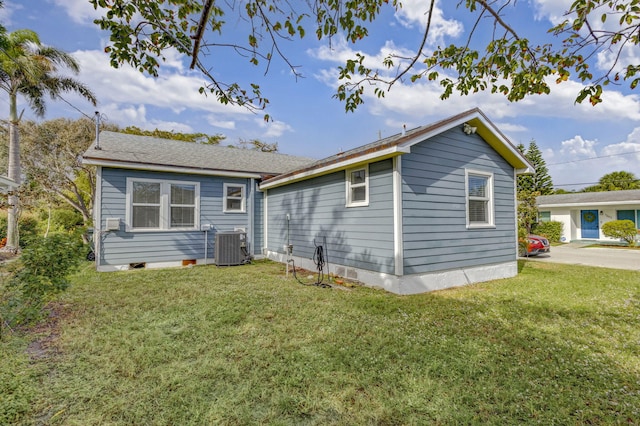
[0, 29, 97, 250]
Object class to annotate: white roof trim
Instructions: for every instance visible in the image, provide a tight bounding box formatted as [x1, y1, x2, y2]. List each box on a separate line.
[82, 158, 263, 179]
[399, 110, 533, 175]
[259, 145, 410, 190]
[539, 200, 640, 208]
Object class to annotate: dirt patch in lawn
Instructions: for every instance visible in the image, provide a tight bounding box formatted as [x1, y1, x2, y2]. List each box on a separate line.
[25, 302, 71, 362]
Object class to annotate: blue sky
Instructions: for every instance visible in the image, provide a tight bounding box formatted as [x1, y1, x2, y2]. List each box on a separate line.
[2, 0, 640, 190]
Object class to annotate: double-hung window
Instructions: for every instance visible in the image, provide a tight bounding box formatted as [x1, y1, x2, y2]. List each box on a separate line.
[127, 178, 199, 230]
[223, 183, 246, 213]
[346, 165, 369, 207]
[170, 184, 197, 227]
[131, 181, 161, 228]
[466, 170, 494, 227]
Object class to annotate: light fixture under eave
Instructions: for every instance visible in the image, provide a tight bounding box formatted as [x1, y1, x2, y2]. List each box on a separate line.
[462, 123, 477, 135]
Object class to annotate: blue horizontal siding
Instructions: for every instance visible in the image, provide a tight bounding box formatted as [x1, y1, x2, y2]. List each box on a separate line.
[401, 128, 517, 275]
[99, 168, 255, 266]
[266, 159, 395, 274]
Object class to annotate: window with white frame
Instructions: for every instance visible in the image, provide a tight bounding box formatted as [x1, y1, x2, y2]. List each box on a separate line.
[223, 183, 246, 212]
[170, 183, 197, 228]
[127, 178, 199, 230]
[346, 165, 369, 207]
[466, 170, 494, 227]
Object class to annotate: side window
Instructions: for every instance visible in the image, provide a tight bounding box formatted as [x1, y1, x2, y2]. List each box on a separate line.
[466, 170, 494, 227]
[170, 183, 196, 228]
[224, 183, 246, 213]
[538, 211, 551, 222]
[617, 210, 637, 227]
[131, 181, 161, 229]
[346, 165, 369, 207]
[127, 178, 199, 230]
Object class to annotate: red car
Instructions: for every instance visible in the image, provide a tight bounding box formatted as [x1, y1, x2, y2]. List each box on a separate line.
[521, 234, 550, 256]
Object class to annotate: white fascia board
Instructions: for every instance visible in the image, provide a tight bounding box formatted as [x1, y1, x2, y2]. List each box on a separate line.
[259, 145, 410, 190]
[82, 158, 262, 179]
[540, 200, 640, 208]
[515, 167, 534, 175]
[396, 114, 476, 150]
[405, 110, 530, 172]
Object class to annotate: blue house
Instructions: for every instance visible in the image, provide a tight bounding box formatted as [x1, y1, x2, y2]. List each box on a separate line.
[83, 108, 533, 294]
[82, 131, 314, 270]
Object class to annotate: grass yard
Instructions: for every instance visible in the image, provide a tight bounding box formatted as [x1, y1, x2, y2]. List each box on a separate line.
[2, 259, 640, 425]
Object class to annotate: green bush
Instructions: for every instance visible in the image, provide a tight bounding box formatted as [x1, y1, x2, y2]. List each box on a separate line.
[532, 221, 563, 242]
[602, 220, 638, 246]
[38, 208, 84, 232]
[0, 215, 40, 248]
[0, 215, 5, 240]
[18, 216, 40, 249]
[1, 233, 83, 327]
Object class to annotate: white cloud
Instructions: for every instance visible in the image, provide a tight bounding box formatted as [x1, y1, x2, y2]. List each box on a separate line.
[208, 119, 236, 130]
[0, 1, 21, 25]
[531, 0, 573, 24]
[51, 0, 105, 24]
[309, 37, 415, 70]
[548, 129, 640, 189]
[394, 0, 463, 43]
[601, 127, 640, 164]
[72, 50, 250, 117]
[495, 122, 528, 133]
[256, 118, 293, 138]
[559, 135, 598, 157]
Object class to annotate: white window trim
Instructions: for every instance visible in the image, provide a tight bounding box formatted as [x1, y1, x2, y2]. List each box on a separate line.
[465, 169, 495, 228]
[223, 183, 246, 213]
[346, 165, 369, 207]
[125, 177, 200, 232]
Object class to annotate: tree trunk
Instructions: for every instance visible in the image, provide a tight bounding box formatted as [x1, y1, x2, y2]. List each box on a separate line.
[6, 93, 21, 251]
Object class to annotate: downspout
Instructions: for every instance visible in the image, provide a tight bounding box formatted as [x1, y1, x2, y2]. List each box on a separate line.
[94, 166, 103, 268]
[247, 178, 254, 254]
[393, 156, 404, 276]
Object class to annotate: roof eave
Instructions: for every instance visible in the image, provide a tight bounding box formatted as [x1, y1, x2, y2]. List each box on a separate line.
[259, 145, 410, 190]
[82, 157, 263, 179]
[394, 109, 533, 172]
[539, 200, 640, 208]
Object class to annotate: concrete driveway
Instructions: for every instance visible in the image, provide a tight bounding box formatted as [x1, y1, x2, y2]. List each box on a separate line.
[522, 242, 640, 271]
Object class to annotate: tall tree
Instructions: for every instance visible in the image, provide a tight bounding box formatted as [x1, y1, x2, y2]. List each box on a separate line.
[121, 126, 225, 145]
[90, 0, 640, 113]
[17, 118, 118, 226]
[0, 29, 97, 250]
[583, 171, 640, 192]
[237, 138, 279, 153]
[517, 140, 554, 195]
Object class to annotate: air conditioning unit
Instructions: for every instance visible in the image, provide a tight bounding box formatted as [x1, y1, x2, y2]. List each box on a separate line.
[215, 231, 250, 266]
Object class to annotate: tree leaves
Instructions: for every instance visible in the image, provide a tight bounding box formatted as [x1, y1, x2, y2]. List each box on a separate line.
[90, 0, 640, 113]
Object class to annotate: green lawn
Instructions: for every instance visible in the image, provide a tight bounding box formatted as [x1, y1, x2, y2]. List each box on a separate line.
[2, 260, 640, 425]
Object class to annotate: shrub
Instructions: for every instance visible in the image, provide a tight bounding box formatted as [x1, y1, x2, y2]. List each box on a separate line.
[602, 220, 638, 246]
[532, 221, 563, 242]
[0, 215, 40, 248]
[38, 208, 84, 232]
[1, 233, 83, 327]
[18, 216, 40, 249]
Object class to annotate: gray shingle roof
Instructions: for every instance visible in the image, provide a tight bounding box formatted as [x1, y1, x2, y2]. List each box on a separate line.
[82, 131, 315, 175]
[538, 189, 640, 206]
[261, 108, 532, 187]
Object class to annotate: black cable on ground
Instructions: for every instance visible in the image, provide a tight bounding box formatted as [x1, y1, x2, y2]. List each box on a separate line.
[289, 244, 331, 288]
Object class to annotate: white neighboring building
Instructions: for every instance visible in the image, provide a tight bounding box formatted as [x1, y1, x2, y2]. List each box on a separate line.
[537, 190, 640, 242]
